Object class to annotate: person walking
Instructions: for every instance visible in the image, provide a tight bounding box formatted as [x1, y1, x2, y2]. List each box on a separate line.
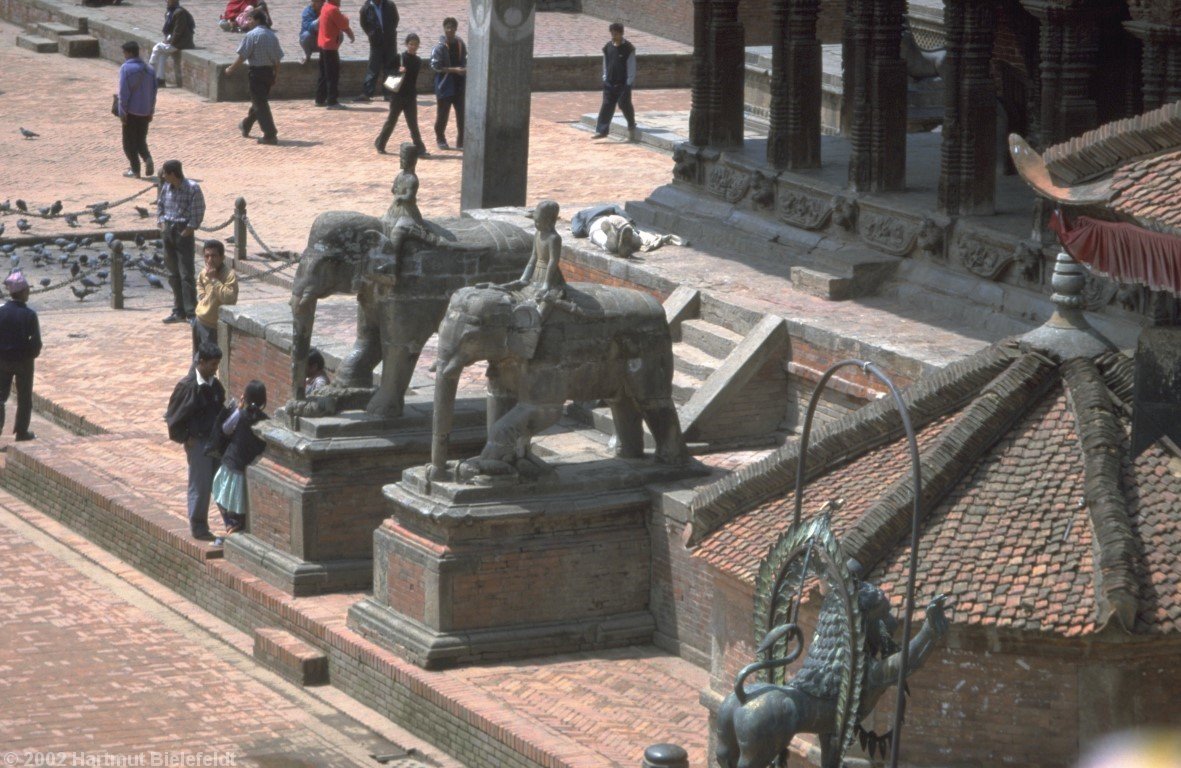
[592, 22, 637, 141]
[225, 9, 285, 144]
[157, 159, 206, 323]
[375, 33, 427, 156]
[164, 342, 227, 541]
[316, 0, 354, 108]
[147, 0, 196, 87]
[298, 0, 324, 64]
[192, 239, 239, 352]
[356, 0, 398, 102]
[429, 17, 466, 150]
[0, 272, 41, 444]
[117, 41, 158, 179]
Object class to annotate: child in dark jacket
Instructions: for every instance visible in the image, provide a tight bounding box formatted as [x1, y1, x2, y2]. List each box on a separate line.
[211, 380, 268, 539]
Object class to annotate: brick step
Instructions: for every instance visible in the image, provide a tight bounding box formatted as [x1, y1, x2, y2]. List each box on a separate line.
[679, 317, 743, 359]
[60, 34, 99, 57]
[16, 33, 58, 53]
[253, 627, 328, 686]
[32, 21, 87, 40]
[672, 341, 724, 380]
[790, 265, 856, 301]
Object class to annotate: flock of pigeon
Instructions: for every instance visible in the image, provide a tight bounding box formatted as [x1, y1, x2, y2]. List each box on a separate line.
[1, 192, 169, 305]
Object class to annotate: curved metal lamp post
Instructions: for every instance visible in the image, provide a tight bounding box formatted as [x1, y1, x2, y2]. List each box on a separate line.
[792, 359, 923, 768]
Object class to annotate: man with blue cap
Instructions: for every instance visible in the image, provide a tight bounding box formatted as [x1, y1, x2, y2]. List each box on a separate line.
[0, 271, 41, 442]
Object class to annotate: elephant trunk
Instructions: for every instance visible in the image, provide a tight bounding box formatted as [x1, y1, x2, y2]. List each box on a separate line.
[431, 362, 461, 473]
[290, 294, 317, 400]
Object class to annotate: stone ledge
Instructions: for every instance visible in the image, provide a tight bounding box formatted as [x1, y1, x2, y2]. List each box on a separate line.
[254, 627, 329, 686]
[16, 32, 57, 52]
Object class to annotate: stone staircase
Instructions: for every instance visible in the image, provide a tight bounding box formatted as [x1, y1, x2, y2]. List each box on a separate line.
[570, 287, 791, 451]
[16, 19, 99, 57]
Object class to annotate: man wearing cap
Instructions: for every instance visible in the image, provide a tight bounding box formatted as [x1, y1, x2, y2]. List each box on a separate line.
[0, 272, 42, 442]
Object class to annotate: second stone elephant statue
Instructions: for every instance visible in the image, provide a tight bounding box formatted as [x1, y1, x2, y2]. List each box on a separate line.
[429, 282, 691, 482]
[289, 210, 532, 417]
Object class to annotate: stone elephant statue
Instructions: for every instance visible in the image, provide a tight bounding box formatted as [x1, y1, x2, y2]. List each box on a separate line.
[289, 210, 532, 417]
[428, 282, 690, 482]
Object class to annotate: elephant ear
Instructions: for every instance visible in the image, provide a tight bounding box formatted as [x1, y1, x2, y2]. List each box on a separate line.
[507, 302, 543, 359]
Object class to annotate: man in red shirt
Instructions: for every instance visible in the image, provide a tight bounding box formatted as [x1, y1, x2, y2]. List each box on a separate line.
[316, 0, 354, 108]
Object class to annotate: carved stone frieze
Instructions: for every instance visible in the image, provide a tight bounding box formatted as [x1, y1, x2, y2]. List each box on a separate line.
[751, 171, 776, 210]
[858, 210, 918, 256]
[917, 215, 946, 260]
[777, 189, 832, 230]
[673, 146, 700, 185]
[1015, 241, 1044, 284]
[954, 229, 1013, 280]
[1082, 271, 1119, 312]
[832, 195, 858, 231]
[707, 164, 753, 203]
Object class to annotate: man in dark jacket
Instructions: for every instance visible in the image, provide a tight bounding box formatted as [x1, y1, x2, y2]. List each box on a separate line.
[356, 0, 398, 101]
[429, 17, 466, 149]
[593, 22, 637, 141]
[0, 272, 41, 443]
[148, 0, 196, 87]
[165, 341, 226, 540]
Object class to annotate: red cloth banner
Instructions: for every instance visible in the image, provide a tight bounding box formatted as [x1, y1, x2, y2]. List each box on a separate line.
[1050, 211, 1181, 295]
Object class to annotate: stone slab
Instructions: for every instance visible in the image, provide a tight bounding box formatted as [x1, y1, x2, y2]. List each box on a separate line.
[60, 33, 98, 56]
[16, 32, 56, 52]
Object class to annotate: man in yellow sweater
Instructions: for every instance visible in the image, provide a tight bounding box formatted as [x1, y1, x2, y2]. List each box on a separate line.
[191, 239, 239, 354]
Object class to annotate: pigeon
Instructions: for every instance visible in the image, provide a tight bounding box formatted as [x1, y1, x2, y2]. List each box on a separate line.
[16, 219, 31, 233]
[19, 128, 39, 139]
[70, 262, 81, 277]
[16, 199, 27, 212]
[87, 201, 109, 214]
[98, 252, 109, 263]
[58, 254, 69, 266]
[81, 276, 102, 288]
[152, 253, 164, 266]
[146, 273, 164, 288]
[71, 285, 97, 301]
[64, 242, 78, 253]
[38, 206, 51, 217]
[39, 278, 51, 287]
[80, 238, 93, 247]
[0, 244, 14, 254]
[0, 200, 9, 213]
[64, 213, 80, 228]
[49, 200, 62, 216]
[104, 232, 116, 245]
[94, 213, 111, 225]
[9, 255, 19, 269]
[134, 206, 150, 218]
[54, 237, 69, 247]
[134, 233, 146, 247]
[0, 223, 4, 237]
[96, 269, 109, 280]
[78, 253, 89, 266]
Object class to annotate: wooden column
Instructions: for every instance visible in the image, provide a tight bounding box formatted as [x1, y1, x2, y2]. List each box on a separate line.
[707, 0, 746, 148]
[767, 0, 822, 169]
[1124, 20, 1181, 111]
[844, 0, 907, 192]
[938, 0, 997, 215]
[1022, 0, 1099, 146]
[689, 0, 711, 145]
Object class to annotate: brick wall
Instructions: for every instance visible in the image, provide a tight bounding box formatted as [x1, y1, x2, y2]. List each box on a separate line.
[649, 512, 713, 668]
[225, 327, 294, 407]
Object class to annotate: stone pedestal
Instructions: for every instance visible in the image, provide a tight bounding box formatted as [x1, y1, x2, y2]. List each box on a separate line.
[348, 458, 708, 668]
[460, 0, 536, 210]
[224, 395, 486, 596]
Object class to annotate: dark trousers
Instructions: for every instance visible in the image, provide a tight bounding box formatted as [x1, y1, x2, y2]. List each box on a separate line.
[434, 90, 464, 146]
[243, 66, 278, 139]
[0, 357, 35, 437]
[192, 318, 217, 356]
[184, 436, 218, 535]
[596, 83, 635, 134]
[316, 48, 341, 104]
[162, 222, 197, 315]
[121, 113, 153, 175]
[377, 92, 426, 153]
[362, 38, 394, 97]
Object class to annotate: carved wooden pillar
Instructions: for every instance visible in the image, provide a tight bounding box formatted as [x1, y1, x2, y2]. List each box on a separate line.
[844, 0, 907, 192]
[1022, 0, 1099, 146]
[688, 0, 744, 149]
[1124, 20, 1181, 111]
[767, 0, 822, 169]
[938, 0, 997, 215]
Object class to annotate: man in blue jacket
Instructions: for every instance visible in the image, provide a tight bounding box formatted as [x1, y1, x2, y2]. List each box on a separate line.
[117, 41, 158, 178]
[0, 272, 42, 443]
[429, 17, 466, 150]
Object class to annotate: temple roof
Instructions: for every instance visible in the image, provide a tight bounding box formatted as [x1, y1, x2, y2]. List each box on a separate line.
[690, 342, 1181, 638]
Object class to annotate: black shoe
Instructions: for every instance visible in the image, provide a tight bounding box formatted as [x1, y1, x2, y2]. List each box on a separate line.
[144, 158, 154, 177]
[314, 100, 327, 107]
[437, 139, 450, 150]
[257, 136, 278, 145]
[592, 131, 608, 139]
[192, 530, 215, 541]
[14, 431, 35, 442]
[239, 119, 250, 138]
[325, 102, 346, 110]
[163, 311, 185, 324]
[375, 137, 386, 154]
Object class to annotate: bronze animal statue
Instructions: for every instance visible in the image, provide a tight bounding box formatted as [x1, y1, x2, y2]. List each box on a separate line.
[716, 515, 951, 768]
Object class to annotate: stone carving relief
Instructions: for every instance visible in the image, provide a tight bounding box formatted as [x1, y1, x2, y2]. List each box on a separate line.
[1081, 271, 1119, 312]
[673, 147, 700, 185]
[777, 190, 832, 230]
[954, 230, 1013, 280]
[859, 210, 918, 256]
[751, 172, 776, 211]
[832, 195, 858, 231]
[917, 216, 945, 260]
[1015, 241, 1043, 284]
[707, 165, 753, 203]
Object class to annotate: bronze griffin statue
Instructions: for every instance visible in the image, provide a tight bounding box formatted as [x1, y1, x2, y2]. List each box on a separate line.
[716, 514, 950, 768]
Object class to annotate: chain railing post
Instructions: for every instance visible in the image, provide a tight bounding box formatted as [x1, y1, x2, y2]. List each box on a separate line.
[109, 239, 124, 310]
[234, 197, 247, 265]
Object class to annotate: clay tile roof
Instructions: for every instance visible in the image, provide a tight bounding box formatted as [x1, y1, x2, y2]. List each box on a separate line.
[1044, 101, 1181, 186]
[693, 347, 1181, 639]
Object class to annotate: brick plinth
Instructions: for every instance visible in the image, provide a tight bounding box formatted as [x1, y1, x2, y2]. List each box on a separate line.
[224, 398, 488, 596]
[254, 627, 330, 686]
[350, 461, 708, 668]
